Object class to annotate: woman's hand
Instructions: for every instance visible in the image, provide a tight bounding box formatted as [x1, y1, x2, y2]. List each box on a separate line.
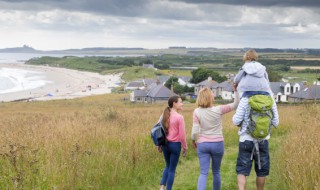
[192, 140, 197, 149]
[183, 149, 187, 157]
[233, 83, 238, 92]
[157, 146, 162, 153]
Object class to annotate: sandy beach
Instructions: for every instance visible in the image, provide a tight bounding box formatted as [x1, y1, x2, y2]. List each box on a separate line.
[0, 63, 122, 102]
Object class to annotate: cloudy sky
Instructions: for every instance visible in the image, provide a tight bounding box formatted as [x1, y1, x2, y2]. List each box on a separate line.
[0, 0, 320, 50]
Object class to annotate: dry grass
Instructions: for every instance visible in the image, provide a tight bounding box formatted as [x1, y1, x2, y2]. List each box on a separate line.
[0, 94, 172, 189]
[273, 104, 320, 190]
[0, 94, 319, 189]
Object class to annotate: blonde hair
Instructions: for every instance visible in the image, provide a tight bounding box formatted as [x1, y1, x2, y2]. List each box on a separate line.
[196, 87, 213, 108]
[243, 49, 258, 62]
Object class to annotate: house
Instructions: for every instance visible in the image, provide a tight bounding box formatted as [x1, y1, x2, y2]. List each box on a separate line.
[124, 80, 144, 91]
[287, 85, 320, 102]
[218, 79, 235, 100]
[142, 64, 155, 69]
[270, 82, 305, 102]
[130, 83, 177, 103]
[178, 76, 194, 87]
[194, 77, 219, 95]
[124, 78, 157, 91]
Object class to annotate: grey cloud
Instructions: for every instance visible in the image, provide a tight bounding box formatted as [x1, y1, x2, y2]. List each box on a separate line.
[169, 0, 320, 7]
[0, 0, 151, 17]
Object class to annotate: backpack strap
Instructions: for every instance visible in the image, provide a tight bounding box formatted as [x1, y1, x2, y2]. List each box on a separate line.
[251, 139, 262, 170]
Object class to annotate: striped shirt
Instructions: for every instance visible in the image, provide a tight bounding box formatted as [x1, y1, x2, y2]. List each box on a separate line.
[232, 97, 279, 142]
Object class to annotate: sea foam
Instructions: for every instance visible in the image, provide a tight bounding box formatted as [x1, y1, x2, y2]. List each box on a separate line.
[0, 68, 53, 94]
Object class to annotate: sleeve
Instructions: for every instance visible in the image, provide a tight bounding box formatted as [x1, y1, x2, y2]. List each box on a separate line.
[219, 92, 240, 114]
[179, 115, 188, 150]
[271, 101, 279, 127]
[234, 69, 245, 84]
[191, 110, 200, 141]
[232, 98, 247, 126]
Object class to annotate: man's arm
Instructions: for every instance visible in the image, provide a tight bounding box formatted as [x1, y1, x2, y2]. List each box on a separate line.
[232, 98, 248, 126]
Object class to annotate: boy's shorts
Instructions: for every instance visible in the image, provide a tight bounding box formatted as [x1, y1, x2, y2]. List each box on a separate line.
[236, 140, 270, 177]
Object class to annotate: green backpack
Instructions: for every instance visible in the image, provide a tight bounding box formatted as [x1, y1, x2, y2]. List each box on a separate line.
[247, 95, 274, 139]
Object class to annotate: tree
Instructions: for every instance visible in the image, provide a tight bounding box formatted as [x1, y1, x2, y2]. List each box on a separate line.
[190, 68, 227, 83]
[266, 68, 282, 82]
[164, 77, 194, 95]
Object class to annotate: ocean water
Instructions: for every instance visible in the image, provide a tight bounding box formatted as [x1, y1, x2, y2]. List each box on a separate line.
[0, 52, 142, 94]
[0, 68, 53, 94]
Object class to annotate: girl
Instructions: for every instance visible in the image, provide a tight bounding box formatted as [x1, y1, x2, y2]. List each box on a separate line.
[159, 95, 187, 190]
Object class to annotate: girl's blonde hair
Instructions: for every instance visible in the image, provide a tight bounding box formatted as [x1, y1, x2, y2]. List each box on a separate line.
[243, 49, 258, 62]
[196, 87, 213, 108]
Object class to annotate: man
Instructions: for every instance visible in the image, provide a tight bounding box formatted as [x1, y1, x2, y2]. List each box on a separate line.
[232, 92, 279, 190]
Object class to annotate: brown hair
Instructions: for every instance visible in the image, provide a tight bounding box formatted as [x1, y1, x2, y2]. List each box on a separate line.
[162, 95, 180, 134]
[196, 87, 213, 108]
[243, 49, 258, 62]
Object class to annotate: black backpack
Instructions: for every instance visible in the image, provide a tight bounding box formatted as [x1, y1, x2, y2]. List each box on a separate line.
[151, 117, 167, 146]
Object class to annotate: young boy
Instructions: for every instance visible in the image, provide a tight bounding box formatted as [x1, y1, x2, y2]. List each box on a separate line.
[234, 49, 272, 97]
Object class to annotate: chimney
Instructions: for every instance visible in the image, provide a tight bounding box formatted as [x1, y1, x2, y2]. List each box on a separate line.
[208, 76, 212, 81]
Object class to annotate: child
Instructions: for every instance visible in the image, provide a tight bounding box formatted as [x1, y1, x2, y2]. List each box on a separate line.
[234, 49, 273, 97]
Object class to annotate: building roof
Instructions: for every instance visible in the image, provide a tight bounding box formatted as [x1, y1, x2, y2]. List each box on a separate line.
[288, 85, 320, 100]
[134, 89, 148, 97]
[143, 78, 157, 86]
[126, 81, 144, 88]
[147, 84, 177, 98]
[270, 82, 305, 94]
[196, 78, 218, 88]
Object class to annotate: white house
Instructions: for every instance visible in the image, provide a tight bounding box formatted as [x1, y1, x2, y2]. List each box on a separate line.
[270, 82, 305, 102]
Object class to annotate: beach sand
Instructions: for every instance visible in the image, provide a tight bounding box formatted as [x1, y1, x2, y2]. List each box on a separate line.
[0, 63, 123, 102]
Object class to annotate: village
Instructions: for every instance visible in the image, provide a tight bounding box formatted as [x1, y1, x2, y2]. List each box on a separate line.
[126, 64, 320, 104]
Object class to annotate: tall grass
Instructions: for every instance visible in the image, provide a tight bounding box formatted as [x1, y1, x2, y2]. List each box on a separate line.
[0, 95, 319, 189]
[271, 104, 320, 190]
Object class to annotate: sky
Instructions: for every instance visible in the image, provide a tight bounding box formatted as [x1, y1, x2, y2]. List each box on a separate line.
[0, 0, 320, 50]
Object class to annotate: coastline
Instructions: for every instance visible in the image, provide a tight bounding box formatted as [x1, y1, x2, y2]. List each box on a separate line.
[0, 62, 123, 102]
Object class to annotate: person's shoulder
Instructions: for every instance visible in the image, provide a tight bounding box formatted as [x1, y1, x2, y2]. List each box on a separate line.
[173, 112, 184, 119]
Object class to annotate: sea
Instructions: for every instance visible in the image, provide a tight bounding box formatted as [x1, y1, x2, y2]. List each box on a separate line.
[0, 52, 143, 94]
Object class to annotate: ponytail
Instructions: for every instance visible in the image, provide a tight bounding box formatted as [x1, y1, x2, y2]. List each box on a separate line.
[162, 96, 180, 134]
[162, 107, 170, 134]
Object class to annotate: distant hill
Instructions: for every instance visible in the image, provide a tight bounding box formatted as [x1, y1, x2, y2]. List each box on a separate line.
[0, 45, 39, 53]
[1, 45, 320, 55]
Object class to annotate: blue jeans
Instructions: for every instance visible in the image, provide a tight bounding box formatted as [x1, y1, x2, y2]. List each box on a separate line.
[197, 142, 224, 190]
[160, 142, 181, 190]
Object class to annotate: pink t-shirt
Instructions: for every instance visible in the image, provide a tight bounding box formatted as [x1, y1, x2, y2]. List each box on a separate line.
[166, 111, 188, 150]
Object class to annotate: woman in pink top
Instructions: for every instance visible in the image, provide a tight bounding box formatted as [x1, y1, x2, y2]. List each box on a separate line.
[192, 87, 239, 190]
[159, 95, 187, 190]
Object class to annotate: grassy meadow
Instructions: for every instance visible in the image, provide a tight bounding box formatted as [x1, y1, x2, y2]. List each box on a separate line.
[0, 94, 319, 189]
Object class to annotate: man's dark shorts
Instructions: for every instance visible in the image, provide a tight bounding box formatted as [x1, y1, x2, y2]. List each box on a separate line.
[236, 140, 270, 177]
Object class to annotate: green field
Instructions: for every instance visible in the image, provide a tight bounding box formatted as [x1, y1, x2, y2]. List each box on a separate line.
[25, 52, 320, 85]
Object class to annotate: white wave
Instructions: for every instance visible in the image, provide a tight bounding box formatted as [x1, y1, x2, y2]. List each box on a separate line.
[0, 68, 53, 94]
